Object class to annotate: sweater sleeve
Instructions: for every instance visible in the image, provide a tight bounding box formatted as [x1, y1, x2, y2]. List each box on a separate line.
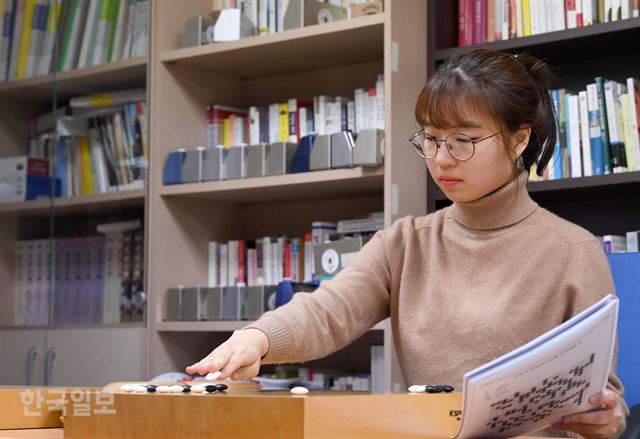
[561, 239, 630, 435]
[243, 230, 392, 365]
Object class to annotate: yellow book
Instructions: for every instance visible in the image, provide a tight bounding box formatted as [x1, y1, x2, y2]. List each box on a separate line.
[529, 163, 538, 181]
[79, 137, 94, 195]
[16, 0, 36, 79]
[223, 118, 230, 148]
[278, 102, 289, 142]
[522, 0, 531, 36]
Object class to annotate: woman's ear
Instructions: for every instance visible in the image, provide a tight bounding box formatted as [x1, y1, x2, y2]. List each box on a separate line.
[513, 126, 532, 157]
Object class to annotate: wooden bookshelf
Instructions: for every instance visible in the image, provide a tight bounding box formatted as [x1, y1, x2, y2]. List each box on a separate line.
[148, 0, 427, 392]
[156, 320, 388, 333]
[0, 57, 147, 102]
[160, 167, 384, 204]
[160, 14, 384, 79]
[0, 189, 145, 216]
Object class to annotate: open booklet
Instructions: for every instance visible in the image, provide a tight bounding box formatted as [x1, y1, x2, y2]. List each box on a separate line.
[454, 294, 619, 439]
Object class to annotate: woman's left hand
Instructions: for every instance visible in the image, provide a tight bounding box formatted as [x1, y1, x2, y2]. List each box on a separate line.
[551, 390, 625, 438]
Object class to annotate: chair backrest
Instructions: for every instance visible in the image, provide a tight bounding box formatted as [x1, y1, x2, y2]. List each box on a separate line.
[607, 252, 640, 408]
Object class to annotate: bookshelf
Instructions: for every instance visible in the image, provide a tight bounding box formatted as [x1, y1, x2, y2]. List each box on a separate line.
[147, 0, 427, 391]
[0, 3, 150, 387]
[427, 1, 640, 238]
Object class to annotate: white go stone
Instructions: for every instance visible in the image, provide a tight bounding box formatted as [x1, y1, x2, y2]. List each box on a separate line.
[120, 384, 135, 393]
[131, 384, 148, 393]
[290, 386, 309, 395]
[169, 385, 184, 393]
[205, 371, 222, 381]
[190, 384, 205, 393]
[156, 385, 172, 393]
[408, 385, 427, 393]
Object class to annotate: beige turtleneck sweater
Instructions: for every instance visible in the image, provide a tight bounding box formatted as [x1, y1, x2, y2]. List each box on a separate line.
[245, 170, 626, 422]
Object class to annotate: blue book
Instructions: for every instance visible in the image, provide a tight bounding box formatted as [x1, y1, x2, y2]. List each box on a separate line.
[551, 89, 563, 179]
[55, 137, 68, 197]
[586, 83, 603, 176]
[595, 77, 612, 174]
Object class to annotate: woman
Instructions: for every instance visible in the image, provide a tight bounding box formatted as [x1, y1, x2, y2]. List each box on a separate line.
[187, 49, 627, 438]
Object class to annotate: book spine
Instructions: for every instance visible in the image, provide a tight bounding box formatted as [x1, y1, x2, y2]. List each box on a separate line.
[586, 83, 604, 175]
[595, 77, 613, 174]
[578, 90, 593, 177]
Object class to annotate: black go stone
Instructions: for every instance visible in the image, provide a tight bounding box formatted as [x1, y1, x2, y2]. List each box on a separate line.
[425, 385, 440, 393]
[182, 385, 191, 393]
[214, 384, 228, 391]
[145, 385, 157, 393]
[442, 385, 454, 393]
[204, 385, 217, 393]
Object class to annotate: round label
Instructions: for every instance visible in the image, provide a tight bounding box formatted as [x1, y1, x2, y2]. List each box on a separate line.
[321, 249, 340, 274]
[317, 8, 334, 24]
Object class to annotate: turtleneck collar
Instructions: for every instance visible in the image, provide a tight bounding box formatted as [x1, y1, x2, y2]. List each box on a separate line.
[447, 170, 538, 231]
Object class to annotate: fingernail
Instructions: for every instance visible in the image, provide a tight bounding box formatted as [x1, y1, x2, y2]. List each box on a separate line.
[589, 396, 598, 404]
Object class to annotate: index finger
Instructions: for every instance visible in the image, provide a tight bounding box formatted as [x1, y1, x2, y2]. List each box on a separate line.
[185, 345, 232, 376]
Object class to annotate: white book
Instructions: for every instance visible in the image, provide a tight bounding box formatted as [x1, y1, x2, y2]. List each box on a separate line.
[578, 91, 593, 177]
[257, 0, 268, 35]
[313, 95, 331, 136]
[347, 101, 355, 132]
[122, 0, 135, 59]
[208, 241, 218, 287]
[370, 344, 384, 393]
[267, 0, 275, 33]
[611, 0, 621, 19]
[61, 0, 88, 71]
[26, 0, 44, 78]
[621, 0, 630, 18]
[249, 106, 260, 145]
[626, 78, 640, 172]
[603, 235, 626, 253]
[567, 0, 578, 28]
[299, 106, 308, 138]
[626, 231, 640, 252]
[303, 238, 313, 283]
[227, 240, 237, 287]
[354, 88, 365, 133]
[583, 0, 595, 25]
[242, 0, 258, 32]
[567, 94, 582, 178]
[262, 237, 272, 286]
[88, 124, 109, 193]
[515, 0, 523, 37]
[37, 0, 61, 75]
[604, 80, 628, 173]
[276, 0, 287, 32]
[455, 295, 618, 439]
[77, 0, 99, 68]
[109, 0, 127, 61]
[268, 103, 279, 143]
[287, 98, 297, 143]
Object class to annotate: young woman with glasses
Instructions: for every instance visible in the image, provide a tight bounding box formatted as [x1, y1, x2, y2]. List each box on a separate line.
[187, 49, 627, 438]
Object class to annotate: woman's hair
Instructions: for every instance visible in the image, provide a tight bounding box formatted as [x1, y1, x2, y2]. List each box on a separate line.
[415, 49, 557, 176]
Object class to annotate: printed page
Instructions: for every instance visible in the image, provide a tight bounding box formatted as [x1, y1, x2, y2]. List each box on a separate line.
[454, 295, 618, 438]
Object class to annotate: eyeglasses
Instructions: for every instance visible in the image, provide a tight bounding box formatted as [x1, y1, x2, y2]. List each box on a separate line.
[408, 130, 502, 161]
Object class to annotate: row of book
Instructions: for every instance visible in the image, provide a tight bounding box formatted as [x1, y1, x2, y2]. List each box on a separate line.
[205, 74, 384, 149]
[13, 228, 143, 326]
[530, 77, 640, 181]
[0, 0, 149, 82]
[207, 213, 383, 288]
[28, 97, 148, 197]
[458, 0, 640, 47]
[256, 363, 376, 392]
[600, 231, 640, 253]
[214, 0, 381, 37]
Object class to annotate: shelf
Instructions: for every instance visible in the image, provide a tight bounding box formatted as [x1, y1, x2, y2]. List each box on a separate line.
[160, 14, 385, 79]
[431, 171, 640, 204]
[0, 323, 145, 330]
[0, 189, 145, 216]
[160, 166, 384, 204]
[156, 319, 387, 332]
[435, 17, 640, 64]
[0, 57, 147, 102]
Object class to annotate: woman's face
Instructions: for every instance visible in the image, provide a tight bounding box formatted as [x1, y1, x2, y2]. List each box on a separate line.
[424, 112, 526, 203]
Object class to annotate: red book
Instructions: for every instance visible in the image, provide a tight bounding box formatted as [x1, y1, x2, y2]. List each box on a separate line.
[237, 240, 245, 285]
[458, 0, 473, 46]
[283, 242, 291, 280]
[472, 0, 486, 45]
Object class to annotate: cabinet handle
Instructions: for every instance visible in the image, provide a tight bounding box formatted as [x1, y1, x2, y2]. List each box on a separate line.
[26, 346, 39, 385]
[44, 347, 57, 386]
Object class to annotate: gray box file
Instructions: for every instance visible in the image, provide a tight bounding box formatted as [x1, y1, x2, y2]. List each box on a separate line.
[283, 0, 347, 30]
[243, 286, 278, 320]
[181, 286, 204, 321]
[221, 146, 248, 180]
[265, 142, 297, 175]
[181, 147, 205, 183]
[202, 147, 222, 182]
[330, 131, 356, 168]
[310, 135, 331, 171]
[223, 286, 245, 320]
[202, 287, 224, 320]
[246, 144, 267, 178]
[353, 129, 384, 166]
[162, 287, 183, 321]
[314, 237, 365, 280]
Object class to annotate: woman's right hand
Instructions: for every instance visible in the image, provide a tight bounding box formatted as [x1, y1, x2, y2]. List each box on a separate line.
[185, 328, 269, 380]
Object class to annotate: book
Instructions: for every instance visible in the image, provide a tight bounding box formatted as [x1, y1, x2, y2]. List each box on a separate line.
[455, 294, 618, 439]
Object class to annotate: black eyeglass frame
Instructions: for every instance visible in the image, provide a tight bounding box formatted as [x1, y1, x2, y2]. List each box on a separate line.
[408, 130, 503, 161]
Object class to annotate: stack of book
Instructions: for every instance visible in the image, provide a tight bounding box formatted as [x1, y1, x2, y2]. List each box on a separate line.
[531, 78, 640, 181]
[0, 0, 150, 82]
[28, 89, 148, 196]
[12, 223, 143, 326]
[457, 0, 639, 47]
[205, 75, 384, 149]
